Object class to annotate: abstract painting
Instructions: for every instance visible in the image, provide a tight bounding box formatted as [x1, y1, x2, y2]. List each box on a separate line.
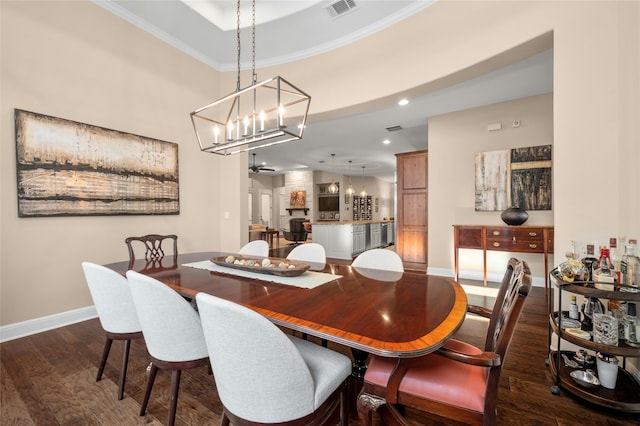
[15, 109, 179, 217]
[474, 149, 509, 211]
[510, 145, 552, 210]
[475, 144, 552, 211]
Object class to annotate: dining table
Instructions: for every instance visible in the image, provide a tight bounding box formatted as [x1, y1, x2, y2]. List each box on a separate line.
[104, 251, 468, 377]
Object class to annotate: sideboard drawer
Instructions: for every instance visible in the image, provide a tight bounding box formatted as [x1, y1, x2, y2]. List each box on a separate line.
[486, 227, 545, 253]
[487, 239, 544, 253]
[486, 227, 544, 240]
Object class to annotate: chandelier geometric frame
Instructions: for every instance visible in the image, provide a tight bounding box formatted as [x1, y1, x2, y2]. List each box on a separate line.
[190, 0, 310, 156]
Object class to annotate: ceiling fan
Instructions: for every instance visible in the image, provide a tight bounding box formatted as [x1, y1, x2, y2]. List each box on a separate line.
[249, 153, 275, 173]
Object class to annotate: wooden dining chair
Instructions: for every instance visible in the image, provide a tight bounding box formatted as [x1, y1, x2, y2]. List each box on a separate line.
[357, 258, 531, 426]
[126, 270, 209, 426]
[125, 234, 178, 269]
[195, 292, 352, 425]
[81, 262, 143, 400]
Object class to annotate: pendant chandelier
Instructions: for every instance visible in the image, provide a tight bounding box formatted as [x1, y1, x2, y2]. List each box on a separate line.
[345, 160, 354, 195]
[328, 154, 338, 194]
[190, 0, 311, 156]
[360, 165, 368, 197]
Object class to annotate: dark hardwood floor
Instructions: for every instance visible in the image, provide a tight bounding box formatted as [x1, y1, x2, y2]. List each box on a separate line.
[2, 268, 639, 425]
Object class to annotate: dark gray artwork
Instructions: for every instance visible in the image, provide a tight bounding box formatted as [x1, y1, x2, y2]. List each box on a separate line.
[510, 145, 552, 211]
[15, 109, 179, 217]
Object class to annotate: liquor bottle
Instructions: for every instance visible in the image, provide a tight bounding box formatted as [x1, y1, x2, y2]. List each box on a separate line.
[610, 237, 621, 271]
[569, 295, 580, 320]
[593, 246, 616, 290]
[623, 302, 640, 347]
[620, 239, 640, 293]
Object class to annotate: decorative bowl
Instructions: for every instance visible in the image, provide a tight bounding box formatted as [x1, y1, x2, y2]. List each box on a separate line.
[570, 369, 600, 388]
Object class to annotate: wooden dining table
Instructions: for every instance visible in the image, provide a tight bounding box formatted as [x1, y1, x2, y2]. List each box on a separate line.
[105, 251, 467, 375]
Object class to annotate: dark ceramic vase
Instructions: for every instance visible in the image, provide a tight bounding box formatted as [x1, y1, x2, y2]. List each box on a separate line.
[500, 206, 528, 226]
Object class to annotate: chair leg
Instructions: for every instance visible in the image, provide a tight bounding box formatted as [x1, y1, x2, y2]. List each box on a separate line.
[117, 339, 131, 400]
[140, 363, 158, 416]
[96, 337, 113, 382]
[168, 370, 182, 426]
[221, 411, 230, 426]
[340, 389, 348, 426]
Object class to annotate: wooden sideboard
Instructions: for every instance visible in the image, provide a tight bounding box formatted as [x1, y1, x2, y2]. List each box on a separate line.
[453, 225, 554, 288]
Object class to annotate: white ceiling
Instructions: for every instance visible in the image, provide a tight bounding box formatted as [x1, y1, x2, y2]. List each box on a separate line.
[95, 0, 553, 182]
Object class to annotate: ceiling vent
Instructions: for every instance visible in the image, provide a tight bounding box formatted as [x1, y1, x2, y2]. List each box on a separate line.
[386, 125, 403, 132]
[326, 0, 358, 17]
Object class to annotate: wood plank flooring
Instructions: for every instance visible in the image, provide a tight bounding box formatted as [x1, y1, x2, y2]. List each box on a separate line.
[2, 283, 639, 425]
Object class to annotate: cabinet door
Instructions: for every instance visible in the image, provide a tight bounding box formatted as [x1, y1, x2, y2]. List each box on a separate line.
[396, 151, 428, 271]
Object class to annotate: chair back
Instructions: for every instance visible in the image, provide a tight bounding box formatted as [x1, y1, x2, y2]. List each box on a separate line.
[82, 262, 141, 334]
[286, 243, 326, 266]
[195, 292, 316, 423]
[125, 234, 178, 263]
[484, 258, 531, 354]
[352, 249, 404, 272]
[238, 239, 269, 257]
[126, 270, 207, 362]
[283, 218, 308, 244]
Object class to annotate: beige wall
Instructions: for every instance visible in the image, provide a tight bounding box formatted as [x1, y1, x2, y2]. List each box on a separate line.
[1, 1, 247, 326]
[429, 94, 553, 283]
[2, 1, 639, 331]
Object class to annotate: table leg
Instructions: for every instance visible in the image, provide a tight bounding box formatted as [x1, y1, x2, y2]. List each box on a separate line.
[351, 348, 368, 379]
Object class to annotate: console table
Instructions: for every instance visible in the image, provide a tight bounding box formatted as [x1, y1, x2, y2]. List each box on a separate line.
[453, 225, 554, 288]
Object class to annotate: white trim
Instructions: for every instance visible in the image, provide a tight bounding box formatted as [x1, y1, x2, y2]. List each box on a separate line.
[426, 267, 546, 287]
[0, 306, 97, 343]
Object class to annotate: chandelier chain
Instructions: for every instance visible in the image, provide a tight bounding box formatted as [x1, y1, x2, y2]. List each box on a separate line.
[252, 0, 257, 84]
[235, 0, 241, 91]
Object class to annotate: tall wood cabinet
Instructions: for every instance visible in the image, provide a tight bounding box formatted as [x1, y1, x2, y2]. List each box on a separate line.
[396, 150, 428, 271]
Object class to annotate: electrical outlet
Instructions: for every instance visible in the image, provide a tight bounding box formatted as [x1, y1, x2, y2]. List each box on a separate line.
[513, 119, 521, 128]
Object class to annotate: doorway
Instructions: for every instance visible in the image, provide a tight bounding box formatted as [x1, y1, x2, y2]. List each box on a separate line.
[259, 190, 272, 228]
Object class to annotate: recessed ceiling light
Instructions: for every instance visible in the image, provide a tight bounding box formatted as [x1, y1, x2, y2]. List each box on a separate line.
[383, 139, 391, 145]
[398, 99, 409, 106]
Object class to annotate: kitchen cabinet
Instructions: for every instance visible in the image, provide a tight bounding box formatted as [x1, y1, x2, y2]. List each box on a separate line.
[311, 221, 394, 260]
[396, 150, 428, 271]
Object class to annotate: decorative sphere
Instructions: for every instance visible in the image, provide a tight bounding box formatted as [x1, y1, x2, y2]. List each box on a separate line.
[500, 207, 529, 226]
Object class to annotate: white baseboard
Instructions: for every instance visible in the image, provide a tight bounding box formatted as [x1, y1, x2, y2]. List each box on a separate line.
[0, 305, 97, 343]
[427, 267, 546, 287]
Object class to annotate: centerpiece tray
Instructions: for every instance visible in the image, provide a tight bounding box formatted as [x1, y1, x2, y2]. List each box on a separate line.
[211, 256, 310, 277]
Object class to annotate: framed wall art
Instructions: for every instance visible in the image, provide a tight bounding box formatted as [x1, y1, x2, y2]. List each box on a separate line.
[475, 144, 551, 211]
[289, 190, 306, 208]
[15, 109, 179, 217]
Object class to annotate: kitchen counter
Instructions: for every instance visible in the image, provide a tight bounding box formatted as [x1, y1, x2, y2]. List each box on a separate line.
[310, 219, 394, 225]
[311, 220, 395, 259]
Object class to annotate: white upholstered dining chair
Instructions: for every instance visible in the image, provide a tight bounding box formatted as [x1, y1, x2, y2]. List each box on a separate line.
[286, 242, 326, 269]
[351, 248, 404, 272]
[81, 262, 143, 400]
[195, 292, 351, 425]
[238, 239, 269, 257]
[126, 270, 209, 426]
